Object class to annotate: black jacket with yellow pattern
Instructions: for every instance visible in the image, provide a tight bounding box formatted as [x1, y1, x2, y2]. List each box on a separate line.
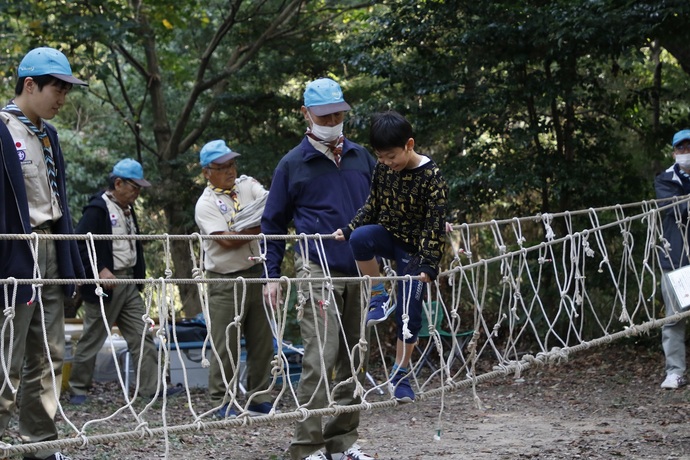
[345, 156, 448, 280]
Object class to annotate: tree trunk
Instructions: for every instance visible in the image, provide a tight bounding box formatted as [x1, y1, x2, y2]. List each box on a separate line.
[172, 239, 202, 318]
[165, 202, 203, 319]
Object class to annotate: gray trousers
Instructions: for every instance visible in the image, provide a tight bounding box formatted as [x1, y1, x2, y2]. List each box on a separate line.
[289, 258, 370, 460]
[0, 237, 65, 459]
[661, 272, 687, 377]
[69, 272, 159, 397]
[206, 265, 273, 406]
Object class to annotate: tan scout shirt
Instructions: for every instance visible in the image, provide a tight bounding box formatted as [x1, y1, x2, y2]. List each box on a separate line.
[0, 112, 62, 227]
[103, 192, 137, 270]
[194, 175, 268, 274]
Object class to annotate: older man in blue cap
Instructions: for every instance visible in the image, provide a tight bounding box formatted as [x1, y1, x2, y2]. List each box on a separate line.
[69, 158, 184, 405]
[0, 46, 87, 460]
[194, 139, 275, 418]
[655, 128, 690, 390]
[261, 78, 377, 460]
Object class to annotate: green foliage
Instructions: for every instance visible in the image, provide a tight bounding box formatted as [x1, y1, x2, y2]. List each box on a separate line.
[343, 0, 690, 224]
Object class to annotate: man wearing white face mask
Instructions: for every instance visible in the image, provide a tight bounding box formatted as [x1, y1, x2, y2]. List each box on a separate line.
[261, 78, 376, 460]
[655, 129, 690, 390]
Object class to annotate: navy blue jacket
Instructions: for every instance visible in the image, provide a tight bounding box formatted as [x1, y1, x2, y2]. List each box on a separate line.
[75, 192, 147, 304]
[655, 163, 690, 271]
[261, 137, 375, 278]
[0, 121, 84, 303]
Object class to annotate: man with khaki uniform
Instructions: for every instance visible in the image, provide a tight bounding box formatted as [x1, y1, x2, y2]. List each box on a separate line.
[194, 139, 274, 418]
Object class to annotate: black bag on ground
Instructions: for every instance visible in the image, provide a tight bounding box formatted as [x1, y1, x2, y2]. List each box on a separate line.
[168, 317, 207, 343]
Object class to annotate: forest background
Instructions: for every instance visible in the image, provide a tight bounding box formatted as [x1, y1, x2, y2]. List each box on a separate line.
[1, 0, 689, 321]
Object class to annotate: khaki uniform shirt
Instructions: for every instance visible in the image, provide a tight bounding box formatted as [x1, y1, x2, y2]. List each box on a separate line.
[0, 112, 62, 227]
[194, 175, 268, 274]
[102, 192, 137, 270]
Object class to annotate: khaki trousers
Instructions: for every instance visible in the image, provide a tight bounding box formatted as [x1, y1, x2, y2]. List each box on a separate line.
[289, 258, 370, 460]
[70, 271, 159, 397]
[0, 236, 65, 459]
[206, 265, 273, 406]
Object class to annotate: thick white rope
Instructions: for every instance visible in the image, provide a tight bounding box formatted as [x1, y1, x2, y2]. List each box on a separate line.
[0, 197, 689, 456]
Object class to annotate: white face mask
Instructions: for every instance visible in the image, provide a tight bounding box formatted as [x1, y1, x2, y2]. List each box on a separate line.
[307, 112, 343, 142]
[676, 153, 690, 169]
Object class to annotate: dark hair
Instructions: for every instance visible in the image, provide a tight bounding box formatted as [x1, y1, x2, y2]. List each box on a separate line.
[15, 75, 73, 96]
[369, 110, 413, 151]
[107, 174, 118, 190]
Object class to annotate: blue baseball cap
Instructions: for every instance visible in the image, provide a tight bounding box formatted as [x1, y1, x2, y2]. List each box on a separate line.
[199, 140, 240, 167]
[303, 78, 351, 116]
[18, 47, 88, 86]
[673, 129, 690, 148]
[112, 158, 151, 187]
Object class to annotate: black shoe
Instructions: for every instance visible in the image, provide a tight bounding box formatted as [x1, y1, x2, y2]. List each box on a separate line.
[149, 384, 185, 399]
[24, 453, 72, 460]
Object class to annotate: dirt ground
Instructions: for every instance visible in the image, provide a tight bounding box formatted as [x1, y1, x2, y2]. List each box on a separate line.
[6, 334, 689, 460]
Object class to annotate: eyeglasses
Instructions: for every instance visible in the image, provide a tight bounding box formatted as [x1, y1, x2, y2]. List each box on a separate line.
[676, 144, 690, 152]
[207, 162, 237, 172]
[125, 179, 142, 191]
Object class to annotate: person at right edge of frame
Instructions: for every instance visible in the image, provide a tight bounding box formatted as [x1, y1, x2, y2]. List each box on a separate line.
[0, 47, 87, 460]
[261, 78, 376, 460]
[655, 128, 690, 390]
[334, 110, 448, 404]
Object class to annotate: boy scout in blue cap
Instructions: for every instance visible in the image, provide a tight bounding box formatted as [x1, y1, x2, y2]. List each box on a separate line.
[261, 78, 377, 460]
[0, 46, 87, 460]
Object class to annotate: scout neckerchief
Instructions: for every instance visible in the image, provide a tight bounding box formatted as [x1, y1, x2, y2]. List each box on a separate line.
[1, 100, 62, 211]
[211, 185, 241, 216]
[306, 129, 345, 167]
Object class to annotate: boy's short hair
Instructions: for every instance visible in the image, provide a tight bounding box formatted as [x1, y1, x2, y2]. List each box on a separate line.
[369, 110, 413, 151]
[14, 75, 72, 96]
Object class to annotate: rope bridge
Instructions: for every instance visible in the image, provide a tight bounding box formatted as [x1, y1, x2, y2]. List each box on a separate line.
[1, 196, 689, 458]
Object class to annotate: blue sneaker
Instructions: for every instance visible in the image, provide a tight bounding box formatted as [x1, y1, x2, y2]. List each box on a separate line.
[214, 403, 238, 419]
[390, 371, 415, 403]
[366, 292, 394, 326]
[69, 394, 87, 405]
[247, 401, 275, 416]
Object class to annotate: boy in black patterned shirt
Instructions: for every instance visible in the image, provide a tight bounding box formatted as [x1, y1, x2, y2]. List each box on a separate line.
[333, 110, 448, 402]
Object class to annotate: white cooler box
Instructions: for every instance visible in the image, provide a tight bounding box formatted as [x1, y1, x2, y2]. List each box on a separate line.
[168, 341, 210, 388]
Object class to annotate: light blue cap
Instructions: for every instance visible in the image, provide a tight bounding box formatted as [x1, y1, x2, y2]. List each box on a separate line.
[199, 140, 240, 167]
[673, 129, 690, 147]
[18, 47, 88, 86]
[112, 158, 151, 187]
[303, 78, 351, 116]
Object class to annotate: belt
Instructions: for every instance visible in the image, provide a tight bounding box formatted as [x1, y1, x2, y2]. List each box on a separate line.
[112, 268, 135, 276]
[31, 221, 54, 233]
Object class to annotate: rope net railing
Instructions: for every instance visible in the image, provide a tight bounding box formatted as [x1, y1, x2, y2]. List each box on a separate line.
[1, 196, 690, 457]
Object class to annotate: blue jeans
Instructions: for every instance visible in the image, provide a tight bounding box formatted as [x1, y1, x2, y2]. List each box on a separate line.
[349, 224, 424, 342]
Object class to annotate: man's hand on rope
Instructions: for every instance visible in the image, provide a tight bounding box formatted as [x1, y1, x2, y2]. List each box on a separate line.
[332, 228, 345, 241]
[98, 267, 117, 289]
[263, 281, 283, 310]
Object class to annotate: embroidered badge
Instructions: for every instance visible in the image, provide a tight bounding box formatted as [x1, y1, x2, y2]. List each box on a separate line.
[110, 213, 119, 227]
[15, 139, 26, 161]
[216, 199, 228, 214]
